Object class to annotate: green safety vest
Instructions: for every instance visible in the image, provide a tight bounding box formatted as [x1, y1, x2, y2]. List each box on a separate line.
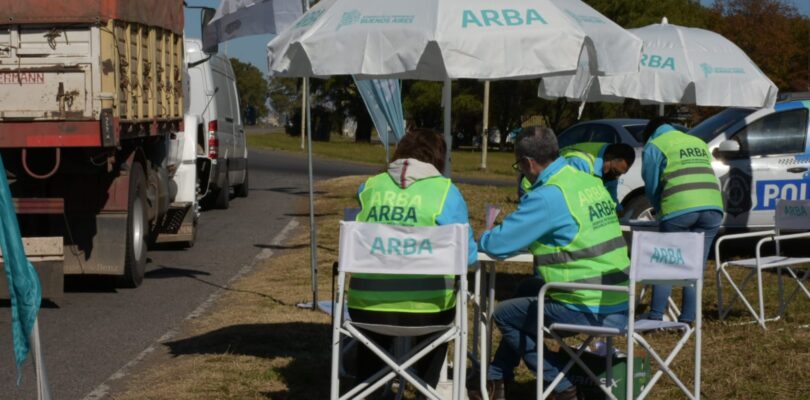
[349, 172, 455, 313]
[648, 130, 723, 217]
[521, 143, 606, 193]
[529, 165, 630, 310]
[563, 142, 608, 162]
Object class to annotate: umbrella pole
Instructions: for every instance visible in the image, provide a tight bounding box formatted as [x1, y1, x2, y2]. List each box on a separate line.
[305, 79, 318, 311]
[442, 79, 452, 177]
[480, 81, 490, 171]
[300, 78, 307, 150]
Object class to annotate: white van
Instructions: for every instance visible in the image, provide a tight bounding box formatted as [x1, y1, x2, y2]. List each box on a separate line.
[185, 39, 248, 209]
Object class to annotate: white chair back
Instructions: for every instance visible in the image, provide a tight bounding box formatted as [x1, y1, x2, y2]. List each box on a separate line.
[774, 200, 810, 231]
[631, 231, 705, 283]
[338, 221, 469, 276]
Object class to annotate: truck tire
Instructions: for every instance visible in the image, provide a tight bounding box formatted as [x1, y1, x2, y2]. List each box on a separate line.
[234, 165, 249, 198]
[623, 194, 654, 220]
[120, 162, 148, 288]
[214, 167, 230, 209]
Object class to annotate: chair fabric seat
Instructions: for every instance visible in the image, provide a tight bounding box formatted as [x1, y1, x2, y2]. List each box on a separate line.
[549, 318, 690, 337]
[726, 256, 810, 269]
[350, 321, 454, 337]
[633, 319, 690, 332]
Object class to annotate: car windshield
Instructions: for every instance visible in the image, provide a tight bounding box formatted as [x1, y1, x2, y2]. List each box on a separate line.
[688, 108, 755, 142]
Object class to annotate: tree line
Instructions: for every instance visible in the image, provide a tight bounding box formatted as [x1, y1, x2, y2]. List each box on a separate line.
[246, 0, 809, 143]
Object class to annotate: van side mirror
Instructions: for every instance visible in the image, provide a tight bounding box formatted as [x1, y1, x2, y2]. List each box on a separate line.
[201, 7, 219, 54]
[718, 140, 740, 153]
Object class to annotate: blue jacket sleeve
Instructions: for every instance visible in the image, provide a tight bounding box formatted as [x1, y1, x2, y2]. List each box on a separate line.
[436, 184, 478, 264]
[478, 186, 572, 259]
[604, 179, 620, 207]
[566, 156, 592, 174]
[641, 144, 665, 212]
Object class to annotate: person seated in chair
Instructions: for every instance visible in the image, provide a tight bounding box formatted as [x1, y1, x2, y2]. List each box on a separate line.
[473, 126, 630, 400]
[348, 128, 478, 393]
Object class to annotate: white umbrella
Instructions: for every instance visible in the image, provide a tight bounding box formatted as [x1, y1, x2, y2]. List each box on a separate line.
[266, 0, 642, 312]
[539, 17, 778, 108]
[267, 0, 642, 81]
[202, 0, 303, 52]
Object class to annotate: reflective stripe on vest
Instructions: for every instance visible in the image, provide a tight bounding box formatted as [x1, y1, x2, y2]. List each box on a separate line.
[529, 165, 629, 309]
[349, 172, 455, 313]
[649, 130, 723, 217]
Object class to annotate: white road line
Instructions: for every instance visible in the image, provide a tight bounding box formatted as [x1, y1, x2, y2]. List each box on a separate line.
[81, 218, 300, 400]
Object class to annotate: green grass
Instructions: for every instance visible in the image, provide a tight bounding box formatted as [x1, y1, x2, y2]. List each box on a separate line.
[247, 129, 515, 181]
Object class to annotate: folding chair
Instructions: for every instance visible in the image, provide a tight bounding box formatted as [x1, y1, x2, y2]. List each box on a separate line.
[538, 231, 705, 400]
[715, 199, 810, 329]
[330, 221, 469, 400]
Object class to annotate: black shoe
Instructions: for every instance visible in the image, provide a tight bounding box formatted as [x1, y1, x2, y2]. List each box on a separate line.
[467, 379, 506, 400]
[548, 386, 578, 400]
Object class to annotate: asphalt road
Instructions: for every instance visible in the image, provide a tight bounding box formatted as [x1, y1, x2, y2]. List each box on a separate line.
[0, 149, 384, 400]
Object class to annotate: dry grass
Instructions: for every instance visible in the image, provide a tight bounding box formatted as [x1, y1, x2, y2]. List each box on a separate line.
[114, 176, 810, 400]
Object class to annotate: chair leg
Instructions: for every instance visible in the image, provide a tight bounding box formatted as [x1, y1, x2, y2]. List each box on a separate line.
[720, 267, 762, 325]
[633, 331, 695, 400]
[757, 268, 767, 329]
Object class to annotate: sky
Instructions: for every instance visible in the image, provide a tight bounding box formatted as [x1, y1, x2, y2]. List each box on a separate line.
[185, 0, 810, 76]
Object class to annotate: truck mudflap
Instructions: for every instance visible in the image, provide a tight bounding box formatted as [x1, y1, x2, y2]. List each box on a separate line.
[0, 237, 64, 298]
[61, 212, 128, 276]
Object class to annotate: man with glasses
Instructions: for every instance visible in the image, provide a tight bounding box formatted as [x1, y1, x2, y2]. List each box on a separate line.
[518, 142, 636, 211]
[472, 126, 630, 400]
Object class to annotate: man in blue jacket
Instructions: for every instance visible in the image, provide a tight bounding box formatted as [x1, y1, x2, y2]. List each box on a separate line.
[641, 117, 724, 323]
[472, 126, 630, 400]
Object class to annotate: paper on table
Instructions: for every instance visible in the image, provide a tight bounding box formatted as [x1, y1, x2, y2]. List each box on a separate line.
[485, 204, 501, 230]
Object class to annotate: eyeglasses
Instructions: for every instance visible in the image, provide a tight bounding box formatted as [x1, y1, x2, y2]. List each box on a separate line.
[512, 157, 535, 172]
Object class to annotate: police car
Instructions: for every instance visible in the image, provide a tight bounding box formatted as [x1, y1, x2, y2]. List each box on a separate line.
[616, 92, 810, 228]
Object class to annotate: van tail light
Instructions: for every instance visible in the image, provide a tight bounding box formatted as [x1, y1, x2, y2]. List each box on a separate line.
[208, 120, 219, 159]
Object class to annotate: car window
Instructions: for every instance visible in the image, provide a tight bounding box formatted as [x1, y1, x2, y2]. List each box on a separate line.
[689, 108, 755, 142]
[731, 108, 808, 157]
[558, 125, 589, 147]
[625, 124, 646, 142]
[588, 124, 620, 143]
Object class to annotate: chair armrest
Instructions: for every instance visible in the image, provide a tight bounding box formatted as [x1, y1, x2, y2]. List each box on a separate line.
[715, 230, 776, 270]
[772, 231, 810, 242]
[754, 231, 810, 261]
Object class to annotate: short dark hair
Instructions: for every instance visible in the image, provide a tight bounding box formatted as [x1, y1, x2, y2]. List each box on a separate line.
[640, 117, 672, 143]
[605, 143, 636, 167]
[392, 128, 446, 172]
[515, 126, 558, 166]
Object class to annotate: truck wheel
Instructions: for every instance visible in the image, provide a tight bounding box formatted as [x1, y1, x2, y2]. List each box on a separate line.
[623, 195, 654, 220]
[120, 162, 148, 288]
[234, 165, 249, 198]
[214, 168, 230, 209]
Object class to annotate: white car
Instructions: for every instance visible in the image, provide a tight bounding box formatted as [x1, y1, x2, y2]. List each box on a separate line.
[615, 93, 810, 229]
